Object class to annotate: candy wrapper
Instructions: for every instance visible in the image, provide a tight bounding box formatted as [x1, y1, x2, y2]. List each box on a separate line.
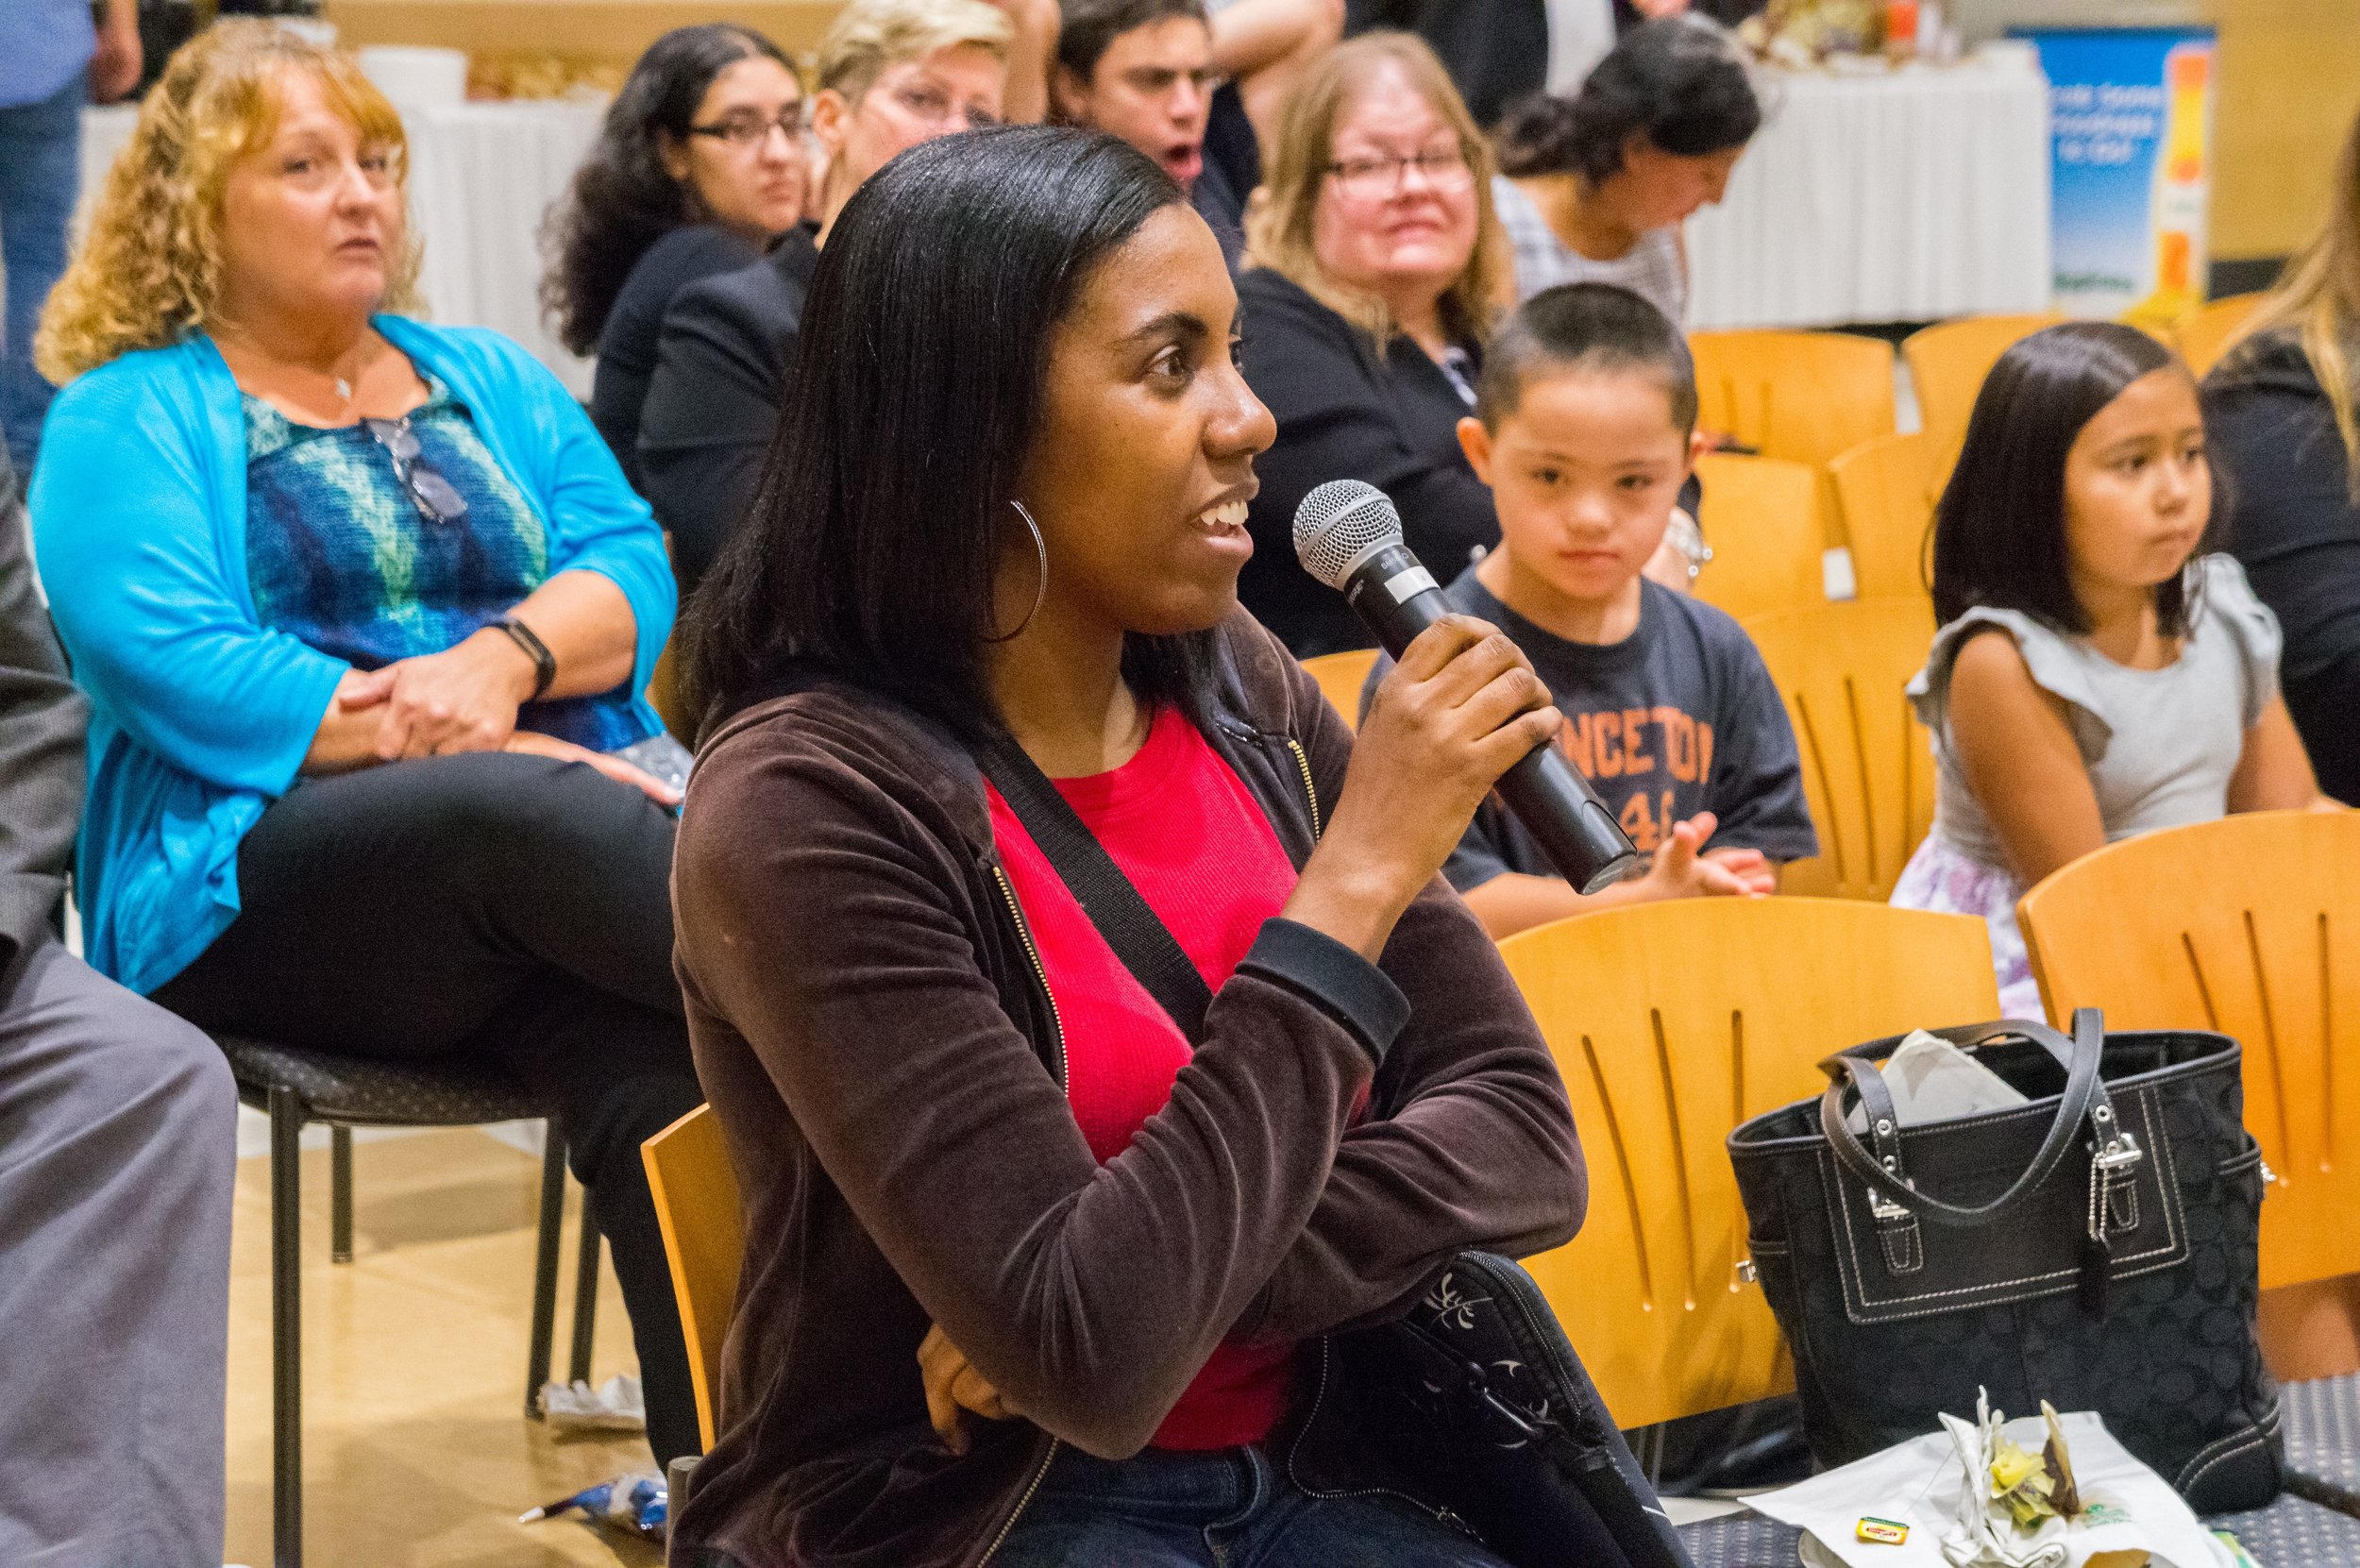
[520, 1471, 667, 1543]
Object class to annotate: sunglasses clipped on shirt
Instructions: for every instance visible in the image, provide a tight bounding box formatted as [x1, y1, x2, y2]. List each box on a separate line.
[362, 415, 469, 527]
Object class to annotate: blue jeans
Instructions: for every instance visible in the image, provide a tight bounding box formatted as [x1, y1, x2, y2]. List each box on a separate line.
[0, 68, 82, 479]
[989, 1444, 1517, 1567]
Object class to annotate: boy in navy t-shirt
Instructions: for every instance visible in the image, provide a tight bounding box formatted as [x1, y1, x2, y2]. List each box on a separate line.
[1362, 283, 1816, 937]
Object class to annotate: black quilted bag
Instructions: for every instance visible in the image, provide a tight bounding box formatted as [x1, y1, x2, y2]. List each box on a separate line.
[1727, 1011, 2281, 1514]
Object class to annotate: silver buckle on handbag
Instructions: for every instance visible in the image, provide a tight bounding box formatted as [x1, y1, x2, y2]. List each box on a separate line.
[2087, 1130, 2144, 1241]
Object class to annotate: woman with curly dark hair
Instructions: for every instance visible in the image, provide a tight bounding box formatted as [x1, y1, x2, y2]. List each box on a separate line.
[542, 24, 807, 488]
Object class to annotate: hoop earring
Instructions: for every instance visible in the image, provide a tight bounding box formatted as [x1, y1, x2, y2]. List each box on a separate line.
[985, 499, 1049, 644]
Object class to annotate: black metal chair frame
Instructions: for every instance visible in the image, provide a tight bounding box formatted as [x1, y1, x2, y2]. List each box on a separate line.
[221, 1037, 603, 1568]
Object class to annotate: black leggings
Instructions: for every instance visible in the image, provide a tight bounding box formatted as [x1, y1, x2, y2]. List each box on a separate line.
[155, 750, 704, 1464]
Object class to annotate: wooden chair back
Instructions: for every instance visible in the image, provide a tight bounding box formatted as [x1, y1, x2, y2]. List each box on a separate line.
[2016, 812, 2360, 1291]
[1691, 452, 1827, 622]
[1690, 330, 1898, 468]
[1828, 430, 1936, 605]
[1499, 899, 2000, 1426]
[2173, 293, 2265, 377]
[1902, 313, 2068, 481]
[642, 1103, 745, 1452]
[1741, 599, 1938, 902]
[1301, 649, 1380, 732]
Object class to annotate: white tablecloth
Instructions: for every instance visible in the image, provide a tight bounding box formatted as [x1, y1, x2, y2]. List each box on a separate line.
[78, 97, 605, 395]
[1685, 55, 2052, 329]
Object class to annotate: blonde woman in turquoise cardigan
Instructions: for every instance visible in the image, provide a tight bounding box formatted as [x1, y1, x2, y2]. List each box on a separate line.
[31, 23, 705, 1464]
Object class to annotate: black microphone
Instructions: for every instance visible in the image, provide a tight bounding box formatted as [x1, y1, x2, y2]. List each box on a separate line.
[1293, 481, 1641, 895]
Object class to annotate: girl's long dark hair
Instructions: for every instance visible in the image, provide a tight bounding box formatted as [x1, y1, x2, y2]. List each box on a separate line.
[683, 126, 1207, 740]
[1930, 321, 2211, 636]
[541, 24, 791, 356]
[1495, 15, 1760, 184]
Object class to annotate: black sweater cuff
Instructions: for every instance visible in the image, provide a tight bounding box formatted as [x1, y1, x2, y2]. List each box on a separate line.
[1236, 918, 1410, 1067]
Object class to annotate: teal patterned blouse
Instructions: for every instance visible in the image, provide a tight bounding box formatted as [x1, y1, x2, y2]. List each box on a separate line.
[242, 377, 646, 752]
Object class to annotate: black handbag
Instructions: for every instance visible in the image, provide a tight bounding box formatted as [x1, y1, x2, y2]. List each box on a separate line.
[1728, 1013, 2281, 1514]
[973, 732, 1693, 1568]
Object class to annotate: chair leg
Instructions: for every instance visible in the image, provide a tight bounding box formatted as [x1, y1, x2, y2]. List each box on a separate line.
[569, 1189, 600, 1387]
[526, 1128, 565, 1420]
[269, 1085, 304, 1568]
[329, 1125, 353, 1265]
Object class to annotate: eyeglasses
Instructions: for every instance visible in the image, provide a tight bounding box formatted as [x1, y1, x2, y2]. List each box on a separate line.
[362, 416, 469, 527]
[881, 80, 1000, 131]
[686, 104, 807, 149]
[1324, 144, 1475, 202]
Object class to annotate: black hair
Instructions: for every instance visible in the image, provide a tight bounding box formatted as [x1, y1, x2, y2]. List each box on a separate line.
[541, 24, 794, 356]
[1054, 0, 1209, 85]
[1495, 15, 1761, 184]
[683, 126, 1204, 738]
[1475, 281, 1697, 433]
[1930, 321, 2210, 636]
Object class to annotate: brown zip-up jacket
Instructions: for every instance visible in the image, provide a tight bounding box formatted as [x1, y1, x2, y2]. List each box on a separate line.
[668, 611, 1586, 1567]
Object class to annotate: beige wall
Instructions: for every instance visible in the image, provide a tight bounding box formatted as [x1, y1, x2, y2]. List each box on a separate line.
[2200, 0, 2360, 261]
[324, 0, 847, 67]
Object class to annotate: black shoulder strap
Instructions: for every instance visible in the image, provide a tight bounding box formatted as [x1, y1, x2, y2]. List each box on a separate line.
[974, 731, 1216, 1047]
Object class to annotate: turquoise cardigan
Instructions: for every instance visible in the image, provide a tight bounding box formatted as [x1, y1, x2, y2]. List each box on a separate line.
[29, 318, 674, 995]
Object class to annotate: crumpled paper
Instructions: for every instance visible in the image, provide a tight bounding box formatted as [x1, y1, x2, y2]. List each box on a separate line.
[539, 1372, 646, 1432]
[1746, 1404, 2234, 1568]
[1936, 1391, 2068, 1567]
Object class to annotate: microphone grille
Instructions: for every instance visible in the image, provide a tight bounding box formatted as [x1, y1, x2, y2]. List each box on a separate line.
[1291, 480, 1404, 589]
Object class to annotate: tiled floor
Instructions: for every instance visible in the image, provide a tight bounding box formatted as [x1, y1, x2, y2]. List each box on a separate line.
[224, 1127, 658, 1567]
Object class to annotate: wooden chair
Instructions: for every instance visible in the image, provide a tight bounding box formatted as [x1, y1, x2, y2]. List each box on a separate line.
[1902, 313, 2068, 482]
[1828, 430, 1936, 605]
[2017, 812, 2360, 1299]
[1691, 452, 1828, 623]
[1741, 599, 1938, 903]
[1498, 899, 2000, 1426]
[1300, 648, 1380, 732]
[643, 1102, 745, 1452]
[1689, 329, 1897, 468]
[2174, 293, 2266, 377]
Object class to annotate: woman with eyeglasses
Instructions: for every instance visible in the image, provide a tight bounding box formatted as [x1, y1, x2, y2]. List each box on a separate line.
[638, 0, 1015, 602]
[31, 23, 709, 1466]
[542, 24, 807, 492]
[1231, 33, 1510, 658]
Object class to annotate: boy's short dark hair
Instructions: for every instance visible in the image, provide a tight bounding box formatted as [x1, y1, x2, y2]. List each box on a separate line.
[1054, 0, 1209, 82]
[1475, 282, 1698, 435]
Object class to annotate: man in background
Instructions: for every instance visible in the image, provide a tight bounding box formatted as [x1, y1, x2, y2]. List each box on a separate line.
[0, 0, 142, 481]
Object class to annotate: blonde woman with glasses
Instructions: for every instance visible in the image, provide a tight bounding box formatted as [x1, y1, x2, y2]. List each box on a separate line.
[31, 21, 710, 1466]
[1232, 32, 1510, 657]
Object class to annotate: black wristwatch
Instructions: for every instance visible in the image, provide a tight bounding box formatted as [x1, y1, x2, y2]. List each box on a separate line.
[493, 615, 556, 700]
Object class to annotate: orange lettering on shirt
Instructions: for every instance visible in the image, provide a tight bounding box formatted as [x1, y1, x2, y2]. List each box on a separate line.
[1618, 788, 1660, 851]
[1593, 711, 1624, 778]
[1657, 706, 1697, 782]
[1560, 712, 1595, 777]
[1621, 709, 1654, 773]
[1697, 722, 1715, 785]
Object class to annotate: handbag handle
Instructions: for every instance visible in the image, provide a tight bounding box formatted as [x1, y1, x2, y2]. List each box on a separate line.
[1814, 1010, 2126, 1229]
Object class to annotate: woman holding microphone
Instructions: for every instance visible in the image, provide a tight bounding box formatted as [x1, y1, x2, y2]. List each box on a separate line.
[669, 126, 1584, 1566]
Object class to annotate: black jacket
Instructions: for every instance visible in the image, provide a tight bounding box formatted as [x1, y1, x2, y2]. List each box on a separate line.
[0, 457, 88, 992]
[588, 223, 761, 495]
[637, 225, 822, 601]
[2202, 328, 2360, 804]
[1235, 268, 1497, 657]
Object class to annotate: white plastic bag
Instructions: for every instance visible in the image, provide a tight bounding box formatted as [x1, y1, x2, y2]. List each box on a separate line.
[1745, 1408, 2235, 1568]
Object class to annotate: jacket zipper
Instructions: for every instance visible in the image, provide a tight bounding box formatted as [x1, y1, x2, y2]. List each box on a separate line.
[1281, 736, 1323, 839]
[1282, 1339, 1475, 1536]
[975, 1434, 1060, 1565]
[990, 863, 1068, 1093]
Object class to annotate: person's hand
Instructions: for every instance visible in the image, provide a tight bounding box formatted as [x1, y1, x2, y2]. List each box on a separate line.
[366, 627, 540, 761]
[918, 1324, 1017, 1456]
[503, 731, 684, 808]
[1640, 813, 1775, 902]
[89, 0, 143, 103]
[1291, 616, 1560, 957]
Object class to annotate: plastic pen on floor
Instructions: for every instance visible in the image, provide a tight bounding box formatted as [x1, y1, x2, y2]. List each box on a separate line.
[518, 1481, 605, 1524]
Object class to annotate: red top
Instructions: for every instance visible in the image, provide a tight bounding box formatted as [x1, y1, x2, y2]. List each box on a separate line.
[985, 706, 1303, 1450]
